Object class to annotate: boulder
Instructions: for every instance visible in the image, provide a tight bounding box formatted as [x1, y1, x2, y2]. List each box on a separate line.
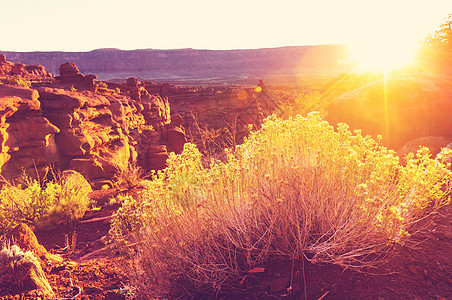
[126, 77, 139, 88]
[59, 62, 79, 76]
[56, 62, 97, 91]
[0, 243, 54, 297]
[398, 136, 452, 158]
[6, 223, 57, 262]
[165, 127, 186, 154]
[148, 145, 169, 170]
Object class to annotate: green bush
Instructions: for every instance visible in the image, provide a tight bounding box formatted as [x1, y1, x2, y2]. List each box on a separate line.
[0, 173, 92, 234]
[111, 113, 451, 297]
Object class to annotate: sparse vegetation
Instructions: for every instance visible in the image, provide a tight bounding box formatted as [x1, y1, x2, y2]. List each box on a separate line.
[111, 113, 451, 297]
[0, 172, 92, 234]
[113, 161, 145, 190]
[1, 77, 32, 88]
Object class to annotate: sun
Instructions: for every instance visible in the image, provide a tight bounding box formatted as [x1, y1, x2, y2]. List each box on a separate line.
[342, 3, 450, 73]
[346, 26, 424, 73]
[348, 38, 419, 72]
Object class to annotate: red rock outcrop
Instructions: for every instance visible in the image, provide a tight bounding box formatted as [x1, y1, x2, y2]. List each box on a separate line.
[0, 85, 59, 179]
[0, 59, 186, 185]
[0, 54, 53, 80]
[55, 62, 98, 92]
[37, 85, 174, 183]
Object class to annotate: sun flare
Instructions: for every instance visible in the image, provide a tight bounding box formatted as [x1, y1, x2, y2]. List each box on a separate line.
[348, 38, 419, 72]
[343, 3, 449, 73]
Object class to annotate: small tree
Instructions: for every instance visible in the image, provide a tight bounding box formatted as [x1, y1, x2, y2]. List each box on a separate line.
[419, 14, 452, 74]
[424, 14, 452, 48]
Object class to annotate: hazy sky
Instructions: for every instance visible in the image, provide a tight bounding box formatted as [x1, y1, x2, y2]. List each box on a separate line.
[1, 0, 451, 52]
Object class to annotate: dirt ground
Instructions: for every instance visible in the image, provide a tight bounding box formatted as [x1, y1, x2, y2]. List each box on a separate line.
[1, 188, 451, 299]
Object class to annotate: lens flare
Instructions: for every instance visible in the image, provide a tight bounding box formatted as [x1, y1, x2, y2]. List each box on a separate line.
[348, 39, 419, 72]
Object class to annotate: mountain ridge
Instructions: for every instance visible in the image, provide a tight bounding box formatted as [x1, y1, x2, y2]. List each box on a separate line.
[1, 45, 355, 82]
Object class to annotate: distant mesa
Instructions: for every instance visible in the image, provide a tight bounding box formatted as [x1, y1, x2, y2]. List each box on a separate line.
[1, 45, 355, 82]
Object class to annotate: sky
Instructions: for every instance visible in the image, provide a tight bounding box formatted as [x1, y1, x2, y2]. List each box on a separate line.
[1, 0, 451, 52]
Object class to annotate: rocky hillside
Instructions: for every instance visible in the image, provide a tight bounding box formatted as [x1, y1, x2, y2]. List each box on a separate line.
[1, 45, 354, 81]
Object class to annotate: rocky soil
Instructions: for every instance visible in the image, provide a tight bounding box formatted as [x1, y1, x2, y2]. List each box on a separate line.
[1, 191, 450, 299]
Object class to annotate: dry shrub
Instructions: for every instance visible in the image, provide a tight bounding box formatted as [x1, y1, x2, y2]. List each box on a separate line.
[111, 112, 452, 298]
[114, 161, 145, 189]
[0, 241, 54, 297]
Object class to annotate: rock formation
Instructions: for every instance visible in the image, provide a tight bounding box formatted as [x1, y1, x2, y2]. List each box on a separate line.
[55, 62, 98, 92]
[0, 85, 59, 179]
[0, 56, 186, 186]
[0, 54, 52, 79]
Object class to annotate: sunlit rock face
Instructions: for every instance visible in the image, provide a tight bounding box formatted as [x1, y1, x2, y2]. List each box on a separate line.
[0, 57, 186, 185]
[0, 85, 59, 179]
[36, 82, 178, 184]
[37, 87, 131, 181]
[327, 73, 452, 150]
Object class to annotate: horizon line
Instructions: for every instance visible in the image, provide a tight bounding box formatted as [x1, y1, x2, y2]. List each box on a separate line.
[0, 43, 348, 53]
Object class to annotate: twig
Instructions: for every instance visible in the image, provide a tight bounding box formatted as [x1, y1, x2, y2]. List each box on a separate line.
[317, 290, 329, 300]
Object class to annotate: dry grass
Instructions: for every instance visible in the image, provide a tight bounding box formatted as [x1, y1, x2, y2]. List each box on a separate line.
[111, 112, 452, 298]
[0, 241, 54, 297]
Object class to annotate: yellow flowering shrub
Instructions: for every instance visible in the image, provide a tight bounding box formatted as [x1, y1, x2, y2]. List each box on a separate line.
[111, 112, 451, 297]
